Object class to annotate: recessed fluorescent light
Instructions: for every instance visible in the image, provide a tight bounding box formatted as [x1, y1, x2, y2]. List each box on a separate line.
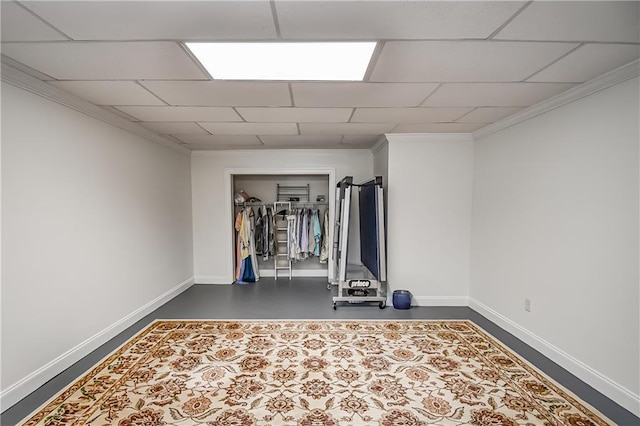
[185, 42, 377, 81]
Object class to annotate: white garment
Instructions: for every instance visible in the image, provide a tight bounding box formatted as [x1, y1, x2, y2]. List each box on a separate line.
[319, 209, 330, 262]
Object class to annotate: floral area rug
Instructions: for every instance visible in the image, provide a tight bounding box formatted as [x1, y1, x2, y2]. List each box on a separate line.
[21, 320, 611, 425]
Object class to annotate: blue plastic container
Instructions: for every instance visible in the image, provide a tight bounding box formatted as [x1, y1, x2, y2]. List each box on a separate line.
[393, 290, 412, 309]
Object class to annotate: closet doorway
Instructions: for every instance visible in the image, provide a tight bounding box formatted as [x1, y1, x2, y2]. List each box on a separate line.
[224, 168, 336, 283]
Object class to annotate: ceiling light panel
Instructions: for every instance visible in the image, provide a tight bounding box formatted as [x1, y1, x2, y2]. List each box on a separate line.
[370, 41, 577, 82]
[291, 83, 438, 107]
[494, 1, 640, 43]
[48, 81, 165, 106]
[186, 42, 376, 81]
[0, 42, 207, 80]
[275, 1, 526, 40]
[1, 1, 67, 42]
[115, 107, 242, 122]
[236, 107, 353, 123]
[422, 83, 576, 107]
[20, 1, 277, 41]
[139, 81, 292, 107]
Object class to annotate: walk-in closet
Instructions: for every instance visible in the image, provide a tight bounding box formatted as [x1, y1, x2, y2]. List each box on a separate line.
[232, 174, 331, 280]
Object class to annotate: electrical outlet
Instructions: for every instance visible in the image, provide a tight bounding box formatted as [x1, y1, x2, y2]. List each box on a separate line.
[524, 299, 531, 312]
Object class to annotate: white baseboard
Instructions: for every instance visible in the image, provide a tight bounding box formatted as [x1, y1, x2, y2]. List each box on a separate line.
[469, 298, 640, 417]
[383, 294, 469, 307]
[195, 276, 232, 284]
[412, 296, 469, 306]
[0, 277, 195, 410]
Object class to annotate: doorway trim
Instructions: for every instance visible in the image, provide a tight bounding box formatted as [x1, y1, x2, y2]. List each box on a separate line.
[224, 167, 336, 283]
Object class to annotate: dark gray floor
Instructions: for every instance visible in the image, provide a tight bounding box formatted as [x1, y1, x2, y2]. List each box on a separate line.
[2, 279, 638, 425]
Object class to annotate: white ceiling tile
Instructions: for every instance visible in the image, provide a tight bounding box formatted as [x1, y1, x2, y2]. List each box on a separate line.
[21, 1, 277, 40]
[116, 106, 241, 122]
[48, 81, 165, 106]
[456, 107, 525, 123]
[138, 122, 209, 135]
[495, 1, 640, 43]
[140, 81, 292, 107]
[422, 83, 576, 107]
[370, 41, 577, 82]
[528, 44, 640, 83]
[259, 135, 343, 146]
[300, 123, 395, 135]
[351, 107, 472, 123]
[391, 123, 488, 133]
[341, 135, 382, 147]
[1, 1, 68, 41]
[236, 108, 352, 123]
[0, 42, 207, 80]
[292, 83, 438, 107]
[199, 123, 298, 135]
[175, 135, 263, 146]
[276, 1, 525, 40]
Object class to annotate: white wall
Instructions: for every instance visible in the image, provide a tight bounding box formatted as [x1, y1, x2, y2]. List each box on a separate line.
[1, 83, 194, 400]
[373, 140, 389, 196]
[471, 77, 640, 410]
[386, 134, 473, 305]
[373, 140, 389, 260]
[191, 149, 374, 283]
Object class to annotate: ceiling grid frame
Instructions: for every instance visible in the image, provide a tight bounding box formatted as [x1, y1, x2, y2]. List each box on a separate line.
[522, 43, 586, 82]
[0, 0, 637, 150]
[13, 0, 73, 41]
[485, 0, 534, 40]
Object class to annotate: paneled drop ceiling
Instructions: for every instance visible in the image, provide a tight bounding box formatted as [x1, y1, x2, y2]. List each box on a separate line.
[1, 1, 639, 151]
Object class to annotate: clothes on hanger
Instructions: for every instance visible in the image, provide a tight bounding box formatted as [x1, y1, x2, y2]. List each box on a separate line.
[235, 204, 328, 280]
[283, 208, 326, 261]
[313, 209, 322, 257]
[235, 207, 260, 284]
[320, 208, 329, 262]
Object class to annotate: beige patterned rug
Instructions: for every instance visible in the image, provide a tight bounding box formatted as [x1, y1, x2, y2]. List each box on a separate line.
[21, 320, 611, 425]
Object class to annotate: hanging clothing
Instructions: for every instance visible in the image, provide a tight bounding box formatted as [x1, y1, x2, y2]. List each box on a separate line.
[313, 209, 322, 257]
[235, 211, 244, 280]
[247, 208, 259, 282]
[308, 210, 316, 255]
[255, 207, 264, 256]
[300, 209, 309, 259]
[235, 207, 259, 283]
[262, 206, 272, 260]
[320, 208, 330, 262]
[287, 213, 297, 260]
[241, 256, 255, 282]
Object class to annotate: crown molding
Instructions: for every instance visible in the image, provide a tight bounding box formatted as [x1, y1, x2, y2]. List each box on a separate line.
[370, 135, 389, 154]
[1, 63, 190, 156]
[385, 133, 474, 143]
[191, 148, 372, 157]
[473, 59, 640, 140]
